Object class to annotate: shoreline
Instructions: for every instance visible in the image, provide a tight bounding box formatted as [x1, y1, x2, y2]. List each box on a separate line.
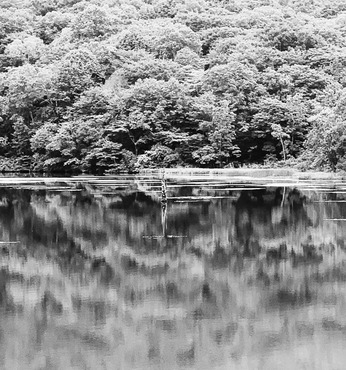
[139, 168, 345, 181]
[0, 168, 343, 184]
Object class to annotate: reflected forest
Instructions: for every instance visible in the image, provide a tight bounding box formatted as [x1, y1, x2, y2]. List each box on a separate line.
[1, 178, 346, 368]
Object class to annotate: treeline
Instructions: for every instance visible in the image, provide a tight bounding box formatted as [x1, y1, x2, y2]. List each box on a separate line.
[0, 0, 346, 173]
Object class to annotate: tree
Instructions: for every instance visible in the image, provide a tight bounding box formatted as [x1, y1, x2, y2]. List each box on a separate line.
[55, 48, 103, 99]
[83, 138, 124, 173]
[115, 20, 201, 59]
[70, 4, 121, 40]
[0, 8, 34, 56]
[121, 78, 197, 137]
[303, 108, 346, 171]
[30, 0, 82, 16]
[175, 11, 234, 33]
[36, 10, 74, 44]
[270, 123, 289, 161]
[1, 64, 56, 124]
[105, 111, 152, 158]
[261, 21, 325, 51]
[202, 61, 258, 97]
[232, 6, 285, 29]
[199, 26, 241, 55]
[33, 118, 104, 172]
[5, 35, 45, 64]
[69, 87, 113, 117]
[192, 94, 240, 166]
[11, 116, 32, 156]
[277, 64, 330, 99]
[251, 96, 310, 162]
[120, 56, 179, 85]
[136, 144, 180, 168]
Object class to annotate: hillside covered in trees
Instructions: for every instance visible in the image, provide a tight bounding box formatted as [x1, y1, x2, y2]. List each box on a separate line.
[1, 0, 346, 173]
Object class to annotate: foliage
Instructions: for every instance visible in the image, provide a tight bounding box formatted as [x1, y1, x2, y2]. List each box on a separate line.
[0, 0, 345, 172]
[303, 108, 346, 171]
[70, 4, 121, 40]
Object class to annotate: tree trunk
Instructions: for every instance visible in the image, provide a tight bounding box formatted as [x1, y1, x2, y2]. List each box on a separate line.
[280, 136, 286, 162]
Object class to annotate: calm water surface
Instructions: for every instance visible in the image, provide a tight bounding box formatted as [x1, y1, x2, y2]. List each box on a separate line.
[1, 176, 346, 369]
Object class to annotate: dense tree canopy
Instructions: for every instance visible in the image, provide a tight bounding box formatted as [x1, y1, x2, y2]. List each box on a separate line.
[0, 0, 346, 172]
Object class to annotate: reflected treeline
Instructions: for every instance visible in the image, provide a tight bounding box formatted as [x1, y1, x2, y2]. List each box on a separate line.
[1, 183, 346, 368]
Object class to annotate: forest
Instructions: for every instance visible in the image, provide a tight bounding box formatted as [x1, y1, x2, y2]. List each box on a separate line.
[0, 0, 346, 173]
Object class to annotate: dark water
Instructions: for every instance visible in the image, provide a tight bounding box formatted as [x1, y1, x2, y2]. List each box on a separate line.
[1, 176, 346, 369]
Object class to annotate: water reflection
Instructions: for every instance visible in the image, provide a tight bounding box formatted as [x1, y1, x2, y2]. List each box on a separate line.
[0, 179, 346, 369]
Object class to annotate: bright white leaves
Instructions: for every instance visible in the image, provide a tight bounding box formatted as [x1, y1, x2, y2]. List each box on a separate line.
[2, 64, 54, 110]
[114, 20, 201, 59]
[5, 36, 46, 63]
[70, 4, 122, 39]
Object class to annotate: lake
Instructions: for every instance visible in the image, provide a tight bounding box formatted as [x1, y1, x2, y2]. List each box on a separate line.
[0, 175, 346, 369]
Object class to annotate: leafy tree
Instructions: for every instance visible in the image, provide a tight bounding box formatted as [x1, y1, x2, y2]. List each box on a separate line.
[34, 118, 104, 172]
[136, 144, 180, 168]
[150, 22, 201, 58]
[303, 108, 346, 171]
[105, 112, 151, 158]
[37, 28, 75, 65]
[1, 64, 56, 124]
[175, 47, 201, 67]
[30, 122, 59, 154]
[0, 9, 34, 56]
[270, 123, 290, 161]
[122, 78, 197, 137]
[115, 20, 201, 59]
[69, 87, 113, 117]
[5, 35, 45, 65]
[56, 48, 103, 100]
[202, 62, 255, 96]
[317, 1, 346, 18]
[232, 6, 285, 29]
[262, 22, 325, 51]
[227, 46, 286, 72]
[251, 96, 310, 161]
[258, 68, 293, 99]
[10, 116, 32, 156]
[175, 11, 234, 32]
[70, 4, 121, 40]
[274, 64, 330, 99]
[199, 26, 241, 55]
[30, 0, 82, 16]
[192, 94, 240, 166]
[83, 139, 124, 173]
[36, 10, 74, 44]
[121, 56, 179, 84]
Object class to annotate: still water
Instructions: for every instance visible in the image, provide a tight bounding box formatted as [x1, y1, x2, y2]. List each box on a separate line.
[1, 175, 346, 369]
